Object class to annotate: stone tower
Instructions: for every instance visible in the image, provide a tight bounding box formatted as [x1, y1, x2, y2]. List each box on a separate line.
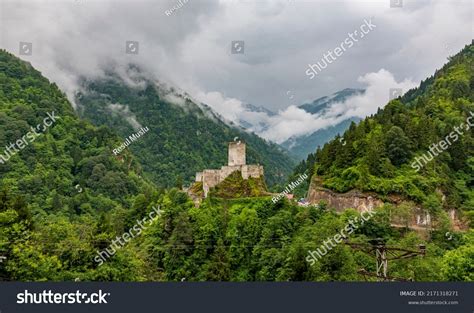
[228, 141, 246, 166]
[192, 140, 263, 198]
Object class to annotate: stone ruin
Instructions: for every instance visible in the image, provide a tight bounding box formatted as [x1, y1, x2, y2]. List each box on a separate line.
[195, 141, 264, 197]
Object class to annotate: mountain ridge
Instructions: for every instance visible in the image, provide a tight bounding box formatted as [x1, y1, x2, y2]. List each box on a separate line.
[281, 88, 365, 159]
[297, 43, 473, 226]
[75, 69, 295, 188]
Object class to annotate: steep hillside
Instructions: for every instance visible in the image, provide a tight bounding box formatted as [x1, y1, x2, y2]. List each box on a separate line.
[297, 44, 474, 225]
[0, 48, 471, 283]
[0, 49, 160, 280]
[76, 71, 295, 187]
[0, 50, 153, 211]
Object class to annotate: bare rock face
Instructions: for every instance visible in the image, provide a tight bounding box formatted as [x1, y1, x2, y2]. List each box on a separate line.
[307, 187, 384, 213]
[306, 178, 467, 231]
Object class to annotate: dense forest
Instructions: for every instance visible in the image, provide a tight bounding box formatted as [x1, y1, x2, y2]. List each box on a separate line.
[75, 71, 295, 188]
[0, 44, 472, 282]
[292, 44, 474, 225]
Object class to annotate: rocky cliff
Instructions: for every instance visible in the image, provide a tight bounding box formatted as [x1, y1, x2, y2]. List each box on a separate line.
[307, 178, 466, 231]
[307, 186, 384, 213]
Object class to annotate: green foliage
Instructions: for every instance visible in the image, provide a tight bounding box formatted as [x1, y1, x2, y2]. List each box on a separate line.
[209, 171, 268, 198]
[0, 49, 154, 281]
[0, 45, 472, 283]
[76, 74, 294, 187]
[441, 235, 474, 281]
[385, 125, 412, 166]
[292, 43, 474, 226]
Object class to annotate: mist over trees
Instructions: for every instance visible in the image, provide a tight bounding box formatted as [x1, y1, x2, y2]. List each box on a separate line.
[0, 44, 473, 282]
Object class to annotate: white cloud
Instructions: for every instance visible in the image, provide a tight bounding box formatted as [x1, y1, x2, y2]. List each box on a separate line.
[195, 69, 416, 143]
[107, 103, 143, 131]
[0, 0, 470, 144]
[194, 91, 247, 123]
[324, 69, 417, 121]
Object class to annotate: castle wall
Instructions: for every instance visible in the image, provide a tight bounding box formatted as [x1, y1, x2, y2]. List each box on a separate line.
[193, 142, 264, 198]
[196, 172, 203, 182]
[202, 170, 221, 188]
[241, 165, 264, 180]
[220, 165, 241, 181]
[228, 142, 246, 166]
[202, 169, 221, 197]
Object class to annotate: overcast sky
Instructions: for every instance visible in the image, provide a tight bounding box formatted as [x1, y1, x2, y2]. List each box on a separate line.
[0, 0, 472, 143]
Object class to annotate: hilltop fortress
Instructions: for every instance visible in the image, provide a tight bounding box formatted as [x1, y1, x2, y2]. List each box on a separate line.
[195, 141, 264, 197]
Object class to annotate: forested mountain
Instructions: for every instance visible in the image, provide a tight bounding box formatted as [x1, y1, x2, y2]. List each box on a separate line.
[299, 88, 365, 115]
[294, 44, 474, 225]
[0, 50, 155, 211]
[0, 46, 471, 283]
[281, 118, 360, 160]
[0, 49, 158, 280]
[75, 71, 294, 188]
[282, 88, 364, 160]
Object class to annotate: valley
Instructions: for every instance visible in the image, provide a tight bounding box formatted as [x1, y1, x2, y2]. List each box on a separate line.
[0, 42, 472, 282]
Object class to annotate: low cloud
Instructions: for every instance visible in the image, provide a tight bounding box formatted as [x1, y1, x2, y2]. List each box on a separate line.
[0, 0, 468, 144]
[322, 69, 417, 121]
[107, 103, 143, 131]
[196, 69, 417, 144]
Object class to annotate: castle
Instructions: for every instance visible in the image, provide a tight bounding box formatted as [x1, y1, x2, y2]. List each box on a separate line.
[195, 141, 264, 197]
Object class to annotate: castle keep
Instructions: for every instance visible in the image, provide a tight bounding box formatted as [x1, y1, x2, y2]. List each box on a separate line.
[195, 141, 264, 197]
